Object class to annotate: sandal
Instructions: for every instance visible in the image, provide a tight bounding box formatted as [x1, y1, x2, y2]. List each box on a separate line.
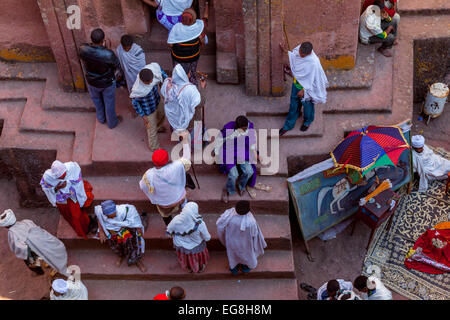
[246, 186, 257, 199]
[221, 189, 229, 203]
[254, 182, 272, 192]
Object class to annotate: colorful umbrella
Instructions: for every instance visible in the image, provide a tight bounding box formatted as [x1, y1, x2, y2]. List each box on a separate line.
[330, 125, 410, 173]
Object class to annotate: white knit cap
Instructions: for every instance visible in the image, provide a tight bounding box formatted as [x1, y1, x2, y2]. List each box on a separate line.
[52, 279, 68, 294]
[367, 276, 377, 290]
[411, 135, 425, 148]
[50, 160, 67, 179]
[0, 209, 16, 227]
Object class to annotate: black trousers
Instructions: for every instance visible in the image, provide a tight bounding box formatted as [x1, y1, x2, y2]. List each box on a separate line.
[369, 19, 398, 49]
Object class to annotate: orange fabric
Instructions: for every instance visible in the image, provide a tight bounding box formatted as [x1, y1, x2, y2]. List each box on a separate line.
[82, 180, 94, 208]
[434, 222, 450, 230]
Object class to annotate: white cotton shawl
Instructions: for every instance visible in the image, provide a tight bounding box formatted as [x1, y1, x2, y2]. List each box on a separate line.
[216, 208, 258, 235]
[41, 162, 87, 207]
[8, 219, 68, 275]
[167, 19, 204, 44]
[288, 47, 329, 104]
[129, 63, 164, 98]
[359, 5, 383, 44]
[363, 276, 393, 300]
[50, 278, 88, 300]
[413, 145, 450, 192]
[159, 0, 193, 16]
[216, 208, 267, 269]
[139, 160, 187, 206]
[166, 202, 202, 235]
[161, 64, 201, 131]
[116, 43, 146, 93]
[95, 204, 145, 253]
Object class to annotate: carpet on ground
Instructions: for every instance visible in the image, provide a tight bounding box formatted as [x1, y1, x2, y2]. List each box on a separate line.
[363, 147, 450, 300]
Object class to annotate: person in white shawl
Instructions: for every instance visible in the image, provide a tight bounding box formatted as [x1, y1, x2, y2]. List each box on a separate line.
[279, 41, 329, 135]
[161, 64, 202, 132]
[40, 160, 93, 239]
[141, 0, 193, 31]
[0, 209, 68, 276]
[216, 201, 267, 275]
[167, 202, 211, 273]
[130, 63, 168, 151]
[411, 135, 450, 193]
[50, 275, 88, 300]
[359, 1, 397, 57]
[353, 275, 393, 300]
[116, 34, 146, 93]
[95, 200, 147, 273]
[140, 134, 191, 225]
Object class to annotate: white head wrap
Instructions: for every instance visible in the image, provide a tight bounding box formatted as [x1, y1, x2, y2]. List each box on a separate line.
[166, 202, 202, 236]
[411, 135, 425, 148]
[0, 209, 16, 227]
[167, 19, 204, 44]
[50, 160, 67, 179]
[367, 276, 377, 290]
[52, 279, 68, 294]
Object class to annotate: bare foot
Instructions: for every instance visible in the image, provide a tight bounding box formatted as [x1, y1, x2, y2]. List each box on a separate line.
[393, 39, 399, 46]
[136, 261, 147, 273]
[116, 256, 124, 267]
[377, 47, 392, 57]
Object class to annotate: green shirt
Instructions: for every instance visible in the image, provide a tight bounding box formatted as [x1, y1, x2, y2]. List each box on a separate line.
[293, 77, 304, 90]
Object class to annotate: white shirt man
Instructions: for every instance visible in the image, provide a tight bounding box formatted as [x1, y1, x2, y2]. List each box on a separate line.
[411, 135, 450, 192]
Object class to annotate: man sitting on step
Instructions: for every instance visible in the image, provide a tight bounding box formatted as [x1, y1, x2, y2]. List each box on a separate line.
[130, 64, 168, 151]
[140, 131, 191, 225]
[216, 201, 267, 275]
[411, 135, 450, 193]
[216, 115, 271, 203]
[95, 200, 148, 273]
[359, 0, 398, 57]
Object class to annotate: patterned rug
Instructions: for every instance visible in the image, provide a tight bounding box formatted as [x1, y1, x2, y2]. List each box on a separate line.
[363, 147, 450, 300]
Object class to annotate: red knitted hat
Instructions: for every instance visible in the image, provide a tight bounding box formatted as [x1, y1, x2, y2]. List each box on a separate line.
[152, 149, 169, 167]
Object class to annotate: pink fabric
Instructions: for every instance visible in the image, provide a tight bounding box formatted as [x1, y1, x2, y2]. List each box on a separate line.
[176, 247, 209, 273]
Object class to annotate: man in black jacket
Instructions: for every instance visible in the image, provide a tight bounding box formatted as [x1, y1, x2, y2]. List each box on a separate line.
[80, 28, 122, 129]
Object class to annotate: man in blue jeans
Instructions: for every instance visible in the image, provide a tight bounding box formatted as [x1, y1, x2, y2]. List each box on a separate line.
[80, 28, 122, 129]
[279, 41, 328, 135]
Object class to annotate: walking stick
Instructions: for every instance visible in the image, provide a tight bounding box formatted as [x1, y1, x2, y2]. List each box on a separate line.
[191, 162, 200, 189]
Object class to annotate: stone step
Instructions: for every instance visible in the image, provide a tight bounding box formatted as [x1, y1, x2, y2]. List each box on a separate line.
[83, 278, 298, 300]
[40, 66, 95, 112]
[146, 50, 216, 79]
[57, 213, 292, 251]
[325, 43, 375, 91]
[84, 173, 289, 214]
[323, 48, 393, 114]
[250, 111, 324, 139]
[398, 0, 450, 15]
[0, 61, 94, 113]
[68, 248, 295, 281]
[0, 99, 73, 162]
[18, 96, 95, 166]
